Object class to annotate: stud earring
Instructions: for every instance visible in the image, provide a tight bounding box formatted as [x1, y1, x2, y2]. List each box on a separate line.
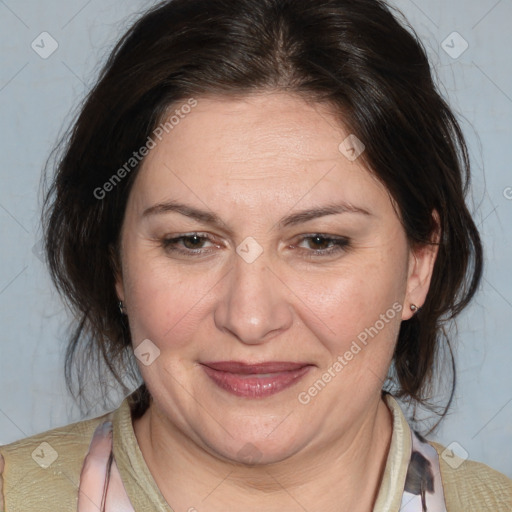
[410, 304, 418, 313]
[118, 301, 126, 315]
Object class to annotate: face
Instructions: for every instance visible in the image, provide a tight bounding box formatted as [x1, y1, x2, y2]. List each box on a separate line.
[115, 92, 436, 464]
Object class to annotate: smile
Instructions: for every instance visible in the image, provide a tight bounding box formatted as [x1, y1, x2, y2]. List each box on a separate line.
[200, 361, 313, 398]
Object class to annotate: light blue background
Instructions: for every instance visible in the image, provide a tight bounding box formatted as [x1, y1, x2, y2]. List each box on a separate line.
[0, 0, 511, 479]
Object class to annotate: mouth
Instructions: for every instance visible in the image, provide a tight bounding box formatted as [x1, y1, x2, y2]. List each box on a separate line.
[200, 361, 313, 398]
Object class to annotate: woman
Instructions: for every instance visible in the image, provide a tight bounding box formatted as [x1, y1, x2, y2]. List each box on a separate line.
[0, 0, 510, 510]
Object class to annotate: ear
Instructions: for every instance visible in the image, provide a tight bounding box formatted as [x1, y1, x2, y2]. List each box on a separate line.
[402, 210, 441, 320]
[109, 243, 125, 302]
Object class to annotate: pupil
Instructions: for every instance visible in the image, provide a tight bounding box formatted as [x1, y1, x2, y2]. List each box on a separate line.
[312, 236, 327, 249]
[185, 235, 202, 248]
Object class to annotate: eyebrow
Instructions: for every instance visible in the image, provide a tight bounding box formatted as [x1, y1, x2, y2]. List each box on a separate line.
[142, 200, 372, 231]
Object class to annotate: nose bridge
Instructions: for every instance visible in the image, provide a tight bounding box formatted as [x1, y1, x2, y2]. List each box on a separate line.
[214, 244, 292, 344]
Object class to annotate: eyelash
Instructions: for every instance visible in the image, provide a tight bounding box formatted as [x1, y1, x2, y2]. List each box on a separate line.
[161, 233, 350, 259]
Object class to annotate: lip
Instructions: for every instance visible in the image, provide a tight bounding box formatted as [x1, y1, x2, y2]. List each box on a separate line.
[200, 361, 313, 398]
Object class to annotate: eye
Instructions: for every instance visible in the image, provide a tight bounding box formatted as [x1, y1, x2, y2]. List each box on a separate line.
[161, 233, 219, 255]
[293, 234, 350, 258]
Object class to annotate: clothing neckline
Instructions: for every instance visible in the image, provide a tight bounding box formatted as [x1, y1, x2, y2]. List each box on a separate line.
[111, 392, 413, 511]
[112, 394, 172, 510]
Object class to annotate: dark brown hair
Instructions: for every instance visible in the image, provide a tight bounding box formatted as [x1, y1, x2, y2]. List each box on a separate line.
[43, 0, 482, 422]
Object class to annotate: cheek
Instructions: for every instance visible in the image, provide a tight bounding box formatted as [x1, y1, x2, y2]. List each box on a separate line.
[288, 252, 406, 365]
[302, 262, 403, 328]
[122, 254, 219, 349]
[324, 295, 401, 402]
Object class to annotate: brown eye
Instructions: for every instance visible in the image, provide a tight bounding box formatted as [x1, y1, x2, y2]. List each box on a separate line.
[295, 234, 350, 258]
[162, 233, 217, 255]
[181, 235, 207, 249]
[306, 235, 333, 250]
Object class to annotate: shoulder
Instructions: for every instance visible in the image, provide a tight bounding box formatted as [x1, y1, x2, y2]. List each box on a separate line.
[430, 441, 512, 511]
[0, 409, 114, 512]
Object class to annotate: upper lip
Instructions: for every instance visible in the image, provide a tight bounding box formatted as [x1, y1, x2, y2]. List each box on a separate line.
[201, 361, 311, 374]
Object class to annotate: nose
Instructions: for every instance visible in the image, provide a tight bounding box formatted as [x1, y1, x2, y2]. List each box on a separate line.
[214, 250, 293, 345]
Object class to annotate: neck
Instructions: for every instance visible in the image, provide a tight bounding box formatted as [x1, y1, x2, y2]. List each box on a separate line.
[133, 395, 393, 512]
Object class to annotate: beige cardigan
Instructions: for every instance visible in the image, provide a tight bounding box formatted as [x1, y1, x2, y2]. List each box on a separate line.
[0, 394, 510, 511]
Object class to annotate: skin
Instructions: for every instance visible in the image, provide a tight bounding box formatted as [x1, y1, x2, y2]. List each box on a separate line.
[115, 91, 439, 512]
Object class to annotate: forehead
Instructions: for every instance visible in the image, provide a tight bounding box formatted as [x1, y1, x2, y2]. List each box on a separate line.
[129, 92, 389, 215]
[152, 92, 349, 168]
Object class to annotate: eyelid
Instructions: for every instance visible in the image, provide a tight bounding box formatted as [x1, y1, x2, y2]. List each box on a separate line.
[294, 233, 349, 242]
[292, 234, 350, 252]
[161, 232, 351, 258]
[163, 232, 218, 241]
[161, 232, 220, 252]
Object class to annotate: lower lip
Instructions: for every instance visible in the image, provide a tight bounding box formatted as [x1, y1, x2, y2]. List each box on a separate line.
[201, 365, 312, 398]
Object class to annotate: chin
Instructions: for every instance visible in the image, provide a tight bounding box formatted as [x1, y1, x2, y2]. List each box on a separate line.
[202, 421, 308, 466]
[218, 439, 301, 466]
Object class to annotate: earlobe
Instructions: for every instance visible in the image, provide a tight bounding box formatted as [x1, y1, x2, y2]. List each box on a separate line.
[402, 211, 441, 320]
